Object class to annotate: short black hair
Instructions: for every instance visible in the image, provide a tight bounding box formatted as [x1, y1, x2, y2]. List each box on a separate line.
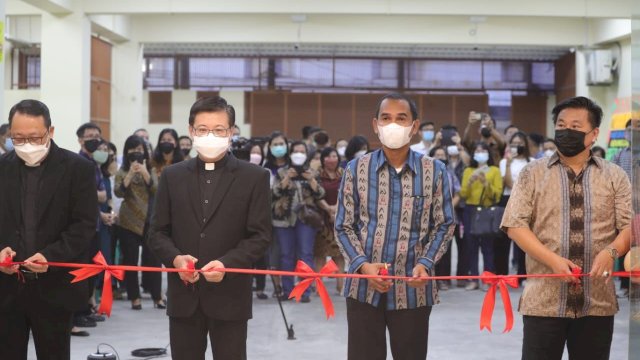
[76, 122, 102, 138]
[345, 135, 370, 161]
[552, 96, 603, 129]
[528, 133, 545, 147]
[419, 121, 435, 131]
[8, 99, 52, 128]
[189, 96, 235, 128]
[504, 124, 518, 134]
[178, 135, 192, 144]
[440, 124, 458, 132]
[0, 124, 9, 136]
[428, 146, 445, 157]
[314, 131, 329, 146]
[375, 93, 418, 120]
[320, 147, 338, 168]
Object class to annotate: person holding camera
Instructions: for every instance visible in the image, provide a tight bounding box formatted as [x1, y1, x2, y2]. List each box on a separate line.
[463, 111, 506, 165]
[114, 135, 164, 310]
[271, 141, 325, 302]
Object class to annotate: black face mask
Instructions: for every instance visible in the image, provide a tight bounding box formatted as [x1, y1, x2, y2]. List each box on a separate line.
[127, 152, 145, 164]
[85, 139, 101, 153]
[554, 128, 590, 157]
[181, 148, 191, 156]
[480, 127, 492, 138]
[511, 145, 526, 156]
[158, 142, 175, 154]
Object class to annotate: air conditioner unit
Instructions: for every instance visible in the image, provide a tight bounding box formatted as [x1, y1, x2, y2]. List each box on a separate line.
[586, 49, 615, 85]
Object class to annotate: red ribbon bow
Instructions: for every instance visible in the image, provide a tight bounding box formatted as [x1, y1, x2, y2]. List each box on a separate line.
[289, 260, 339, 319]
[479, 271, 519, 333]
[0, 255, 23, 282]
[70, 252, 124, 317]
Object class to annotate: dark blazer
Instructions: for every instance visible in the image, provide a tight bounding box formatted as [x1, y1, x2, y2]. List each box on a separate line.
[149, 154, 272, 321]
[0, 141, 98, 311]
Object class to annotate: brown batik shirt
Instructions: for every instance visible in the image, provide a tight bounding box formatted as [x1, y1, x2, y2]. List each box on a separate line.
[500, 152, 632, 318]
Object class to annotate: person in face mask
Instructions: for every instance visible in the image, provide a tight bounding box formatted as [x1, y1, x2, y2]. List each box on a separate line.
[335, 138, 349, 166]
[502, 96, 633, 360]
[0, 123, 12, 155]
[271, 141, 325, 303]
[178, 135, 193, 159]
[74, 122, 108, 332]
[429, 146, 461, 291]
[497, 132, 533, 281]
[0, 100, 99, 358]
[147, 96, 272, 359]
[542, 137, 557, 158]
[152, 128, 184, 177]
[335, 93, 455, 360]
[410, 121, 436, 155]
[264, 132, 290, 179]
[459, 143, 503, 291]
[314, 147, 346, 295]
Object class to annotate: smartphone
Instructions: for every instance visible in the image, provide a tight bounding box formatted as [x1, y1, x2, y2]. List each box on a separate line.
[472, 112, 483, 121]
[292, 165, 309, 181]
[441, 128, 456, 146]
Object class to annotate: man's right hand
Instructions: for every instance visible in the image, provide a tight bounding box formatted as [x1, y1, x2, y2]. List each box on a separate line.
[548, 255, 581, 284]
[0, 247, 18, 275]
[173, 255, 199, 283]
[359, 262, 393, 293]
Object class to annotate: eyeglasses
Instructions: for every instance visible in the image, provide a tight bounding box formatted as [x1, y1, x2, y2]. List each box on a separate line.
[11, 130, 49, 146]
[193, 127, 230, 138]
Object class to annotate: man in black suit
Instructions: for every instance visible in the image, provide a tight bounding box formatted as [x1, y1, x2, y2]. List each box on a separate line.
[0, 99, 98, 359]
[149, 96, 271, 360]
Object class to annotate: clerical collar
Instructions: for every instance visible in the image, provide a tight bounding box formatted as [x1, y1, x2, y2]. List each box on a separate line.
[197, 154, 227, 171]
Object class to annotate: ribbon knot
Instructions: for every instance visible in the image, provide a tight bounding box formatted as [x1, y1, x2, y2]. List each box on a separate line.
[70, 252, 124, 317]
[288, 260, 339, 319]
[479, 271, 519, 333]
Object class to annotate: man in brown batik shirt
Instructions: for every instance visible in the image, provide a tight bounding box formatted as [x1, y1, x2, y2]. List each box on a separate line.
[501, 96, 632, 360]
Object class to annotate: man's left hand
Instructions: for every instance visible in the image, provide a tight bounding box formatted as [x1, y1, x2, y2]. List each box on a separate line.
[407, 264, 429, 288]
[23, 253, 48, 273]
[201, 260, 225, 283]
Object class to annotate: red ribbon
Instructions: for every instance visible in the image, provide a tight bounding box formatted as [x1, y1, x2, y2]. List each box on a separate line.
[0, 255, 23, 282]
[479, 271, 519, 333]
[288, 260, 339, 319]
[69, 252, 124, 317]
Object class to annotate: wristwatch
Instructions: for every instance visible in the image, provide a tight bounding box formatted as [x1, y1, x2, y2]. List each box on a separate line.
[605, 247, 619, 260]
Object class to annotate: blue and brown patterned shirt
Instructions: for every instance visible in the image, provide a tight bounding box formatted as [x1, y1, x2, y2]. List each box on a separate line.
[335, 149, 456, 310]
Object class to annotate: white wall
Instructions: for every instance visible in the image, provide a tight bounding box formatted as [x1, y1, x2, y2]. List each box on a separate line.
[575, 37, 632, 148]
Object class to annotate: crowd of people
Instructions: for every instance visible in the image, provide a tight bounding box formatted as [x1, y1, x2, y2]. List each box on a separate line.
[0, 94, 634, 359]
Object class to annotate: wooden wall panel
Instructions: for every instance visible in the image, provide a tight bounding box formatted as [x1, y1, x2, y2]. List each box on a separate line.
[354, 94, 381, 149]
[90, 36, 112, 140]
[511, 94, 548, 136]
[287, 93, 320, 141]
[249, 92, 286, 137]
[320, 94, 352, 145]
[148, 91, 172, 124]
[555, 52, 576, 103]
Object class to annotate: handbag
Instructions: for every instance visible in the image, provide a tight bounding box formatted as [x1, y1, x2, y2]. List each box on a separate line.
[293, 181, 324, 230]
[468, 187, 504, 237]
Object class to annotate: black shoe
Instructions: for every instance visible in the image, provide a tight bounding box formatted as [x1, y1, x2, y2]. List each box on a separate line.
[71, 330, 90, 337]
[131, 299, 142, 310]
[73, 316, 97, 328]
[277, 294, 290, 302]
[87, 314, 106, 322]
[154, 300, 166, 309]
[256, 293, 268, 300]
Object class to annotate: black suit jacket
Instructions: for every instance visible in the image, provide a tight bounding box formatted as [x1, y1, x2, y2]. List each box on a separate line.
[149, 155, 272, 321]
[0, 141, 98, 311]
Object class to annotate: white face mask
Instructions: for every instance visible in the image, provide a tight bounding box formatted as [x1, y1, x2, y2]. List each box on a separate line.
[15, 140, 51, 167]
[249, 153, 262, 165]
[337, 146, 346, 157]
[544, 149, 555, 157]
[290, 152, 307, 166]
[354, 150, 367, 159]
[376, 122, 413, 149]
[446, 145, 459, 156]
[192, 134, 229, 160]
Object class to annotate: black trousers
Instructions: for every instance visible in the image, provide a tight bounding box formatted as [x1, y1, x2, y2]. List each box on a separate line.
[454, 207, 466, 277]
[0, 282, 73, 360]
[522, 315, 614, 360]
[493, 196, 511, 275]
[346, 297, 432, 360]
[253, 255, 267, 291]
[119, 227, 162, 301]
[169, 307, 247, 360]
